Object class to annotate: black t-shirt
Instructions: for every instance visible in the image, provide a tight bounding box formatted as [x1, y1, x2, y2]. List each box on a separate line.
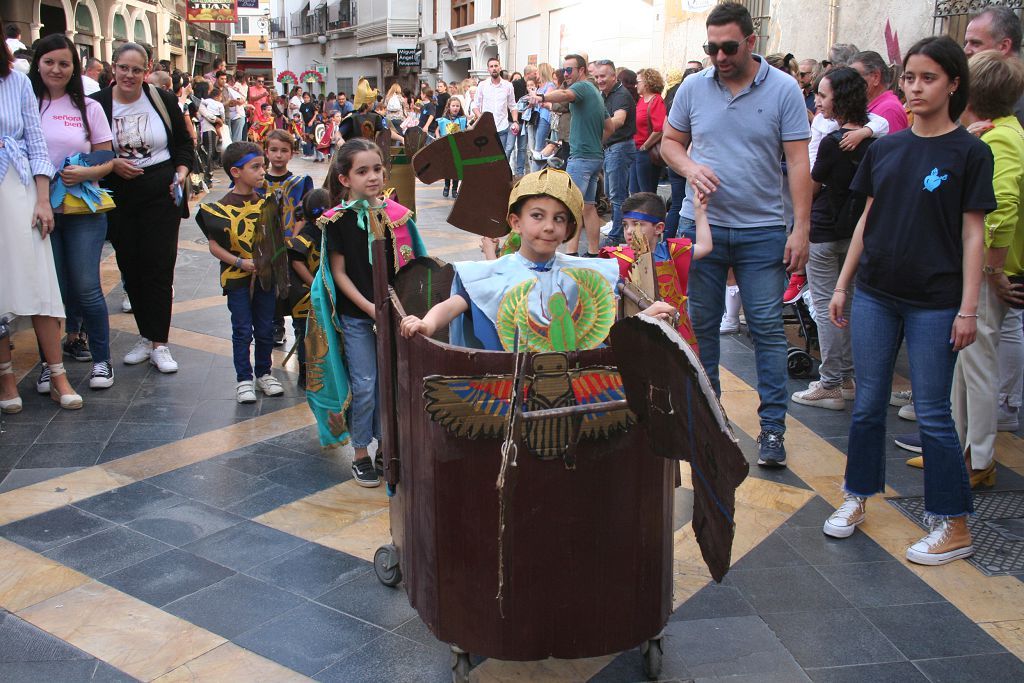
[418, 101, 435, 129]
[300, 102, 317, 127]
[810, 129, 874, 243]
[850, 127, 996, 308]
[603, 82, 636, 147]
[325, 209, 395, 319]
[432, 93, 450, 133]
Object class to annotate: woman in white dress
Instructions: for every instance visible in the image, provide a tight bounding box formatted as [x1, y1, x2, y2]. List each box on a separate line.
[0, 27, 83, 412]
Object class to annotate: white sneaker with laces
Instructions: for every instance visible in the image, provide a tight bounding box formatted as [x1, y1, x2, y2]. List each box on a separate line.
[236, 380, 257, 404]
[256, 374, 284, 396]
[889, 389, 912, 407]
[898, 402, 917, 421]
[149, 346, 178, 373]
[719, 316, 740, 334]
[823, 494, 866, 538]
[124, 337, 151, 365]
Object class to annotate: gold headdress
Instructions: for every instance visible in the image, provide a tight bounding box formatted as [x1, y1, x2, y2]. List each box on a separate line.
[507, 169, 584, 241]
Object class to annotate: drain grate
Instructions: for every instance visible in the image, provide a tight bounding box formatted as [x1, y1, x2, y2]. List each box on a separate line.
[888, 490, 1024, 576]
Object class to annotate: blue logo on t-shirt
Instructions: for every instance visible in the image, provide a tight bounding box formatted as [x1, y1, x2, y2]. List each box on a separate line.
[923, 168, 949, 192]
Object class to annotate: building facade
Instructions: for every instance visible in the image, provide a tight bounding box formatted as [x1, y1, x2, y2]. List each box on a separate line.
[0, 0, 200, 71]
[269, 0, 419, 100]
[229, 0, 274, 77]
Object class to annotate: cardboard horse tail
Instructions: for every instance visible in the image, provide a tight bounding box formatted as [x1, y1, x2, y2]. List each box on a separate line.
[411, 112, 512, 238]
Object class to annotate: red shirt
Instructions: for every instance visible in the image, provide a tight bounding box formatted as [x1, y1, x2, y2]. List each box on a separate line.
[634, 94, 666, 148]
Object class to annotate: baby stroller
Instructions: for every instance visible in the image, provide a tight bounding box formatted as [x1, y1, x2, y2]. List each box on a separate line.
[783, 278, 818, 379]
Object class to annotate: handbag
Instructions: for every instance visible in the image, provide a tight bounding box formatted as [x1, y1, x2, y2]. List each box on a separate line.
[644, 100, 666, 167]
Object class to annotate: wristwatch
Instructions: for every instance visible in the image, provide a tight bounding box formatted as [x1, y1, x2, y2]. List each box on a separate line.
[982, 265, 999, 275]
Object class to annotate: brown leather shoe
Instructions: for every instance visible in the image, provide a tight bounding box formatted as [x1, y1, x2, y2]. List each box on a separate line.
[906, 516, 973, 565]
[970, 462, 996, 488]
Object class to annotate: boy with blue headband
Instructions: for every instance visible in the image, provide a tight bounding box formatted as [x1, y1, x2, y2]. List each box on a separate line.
[196, 141, 287, 404]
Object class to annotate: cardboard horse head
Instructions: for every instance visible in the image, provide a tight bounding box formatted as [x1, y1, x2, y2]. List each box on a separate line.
[412, 112, 512, 238]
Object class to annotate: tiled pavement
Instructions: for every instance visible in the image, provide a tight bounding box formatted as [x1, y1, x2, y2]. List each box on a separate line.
[1, 158, 1023, 682]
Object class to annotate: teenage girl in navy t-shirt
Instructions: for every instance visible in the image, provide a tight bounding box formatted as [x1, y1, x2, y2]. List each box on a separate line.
[822, 36, 996, 566]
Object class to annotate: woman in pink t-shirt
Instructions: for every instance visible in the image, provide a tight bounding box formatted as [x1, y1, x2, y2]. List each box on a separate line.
[29, 34, 116, 392]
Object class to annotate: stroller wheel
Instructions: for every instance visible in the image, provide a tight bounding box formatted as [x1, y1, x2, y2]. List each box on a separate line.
[787, 348, 814, 379]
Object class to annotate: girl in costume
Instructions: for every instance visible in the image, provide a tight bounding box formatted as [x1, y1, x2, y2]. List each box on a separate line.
[399, 169, 675, 352]
[600, 190, 713, 353]
[306, 138, 427, 486]
[248, 102, 275, 144]
[435, 96, 468, 198]
[287, 188, 331, 388]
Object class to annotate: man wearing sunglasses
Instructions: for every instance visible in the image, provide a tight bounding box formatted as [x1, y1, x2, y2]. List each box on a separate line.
[661, 1, 811, 468]
[526, 54, 607, 255]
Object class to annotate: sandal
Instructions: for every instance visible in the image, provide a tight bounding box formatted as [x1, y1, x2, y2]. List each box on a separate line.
[0, 361, 22, 414]
[47, 363, 83, 410]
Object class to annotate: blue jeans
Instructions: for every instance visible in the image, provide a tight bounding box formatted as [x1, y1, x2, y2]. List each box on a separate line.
[230, 117, 245, 143]
[530, 119, 552, 172]
[845, 288, 972, 517]
[341, 315, 381, 449]
[566, 156, 603, 204]
[603, 140, 635, 244]
[513, 124, 528, 176]
[498, 128, 511, 161]
[680, 219, 789, 432]
[665, 168, 687, 239]
[629, 146, 661, 194]
[49, 212, 110, 362]
[226, 282, 276, 382]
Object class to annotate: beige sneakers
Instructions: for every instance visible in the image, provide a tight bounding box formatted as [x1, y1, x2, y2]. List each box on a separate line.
[823, 494, 866, 538]
[793, 381, 845, 411]
[906, 516, 974, 565]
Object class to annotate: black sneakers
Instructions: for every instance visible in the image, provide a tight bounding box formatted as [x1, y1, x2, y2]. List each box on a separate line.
[63, 336, 91, 362]
[89, 361, 114, 390]
[352, 457, 381, 488]
[273, 324, 286, 347]
[757, 429, 787, 467]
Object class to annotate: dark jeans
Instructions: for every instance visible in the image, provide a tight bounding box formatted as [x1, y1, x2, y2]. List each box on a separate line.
[49, 212, 111, 362]
[665, 168, 687, 239]
[845, 288, 972, 517]
[226, 282, 276, 382]
[629, 146, 661, 194]
[106, 162, 181, 344]
[201, 131, 218, 179]
[293, 315, 307, 377]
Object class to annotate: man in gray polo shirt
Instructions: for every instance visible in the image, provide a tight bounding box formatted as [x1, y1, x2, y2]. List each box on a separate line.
[662, 2, 811, 468]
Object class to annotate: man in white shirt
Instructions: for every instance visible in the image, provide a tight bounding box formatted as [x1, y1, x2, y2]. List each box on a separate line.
[5, 25, 26, 54]
[82, 57, 103, 95]
[224, 74, 246, 143]
[199, 88, 226, 181]
[472, 57, 519, 158]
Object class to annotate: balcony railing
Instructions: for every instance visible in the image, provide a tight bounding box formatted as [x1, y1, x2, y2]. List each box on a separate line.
[269, 17, 286, 39]
[327, 0, 357, 31]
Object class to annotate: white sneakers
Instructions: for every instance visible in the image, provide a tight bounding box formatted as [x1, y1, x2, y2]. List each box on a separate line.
[237, 375, 284, 403]
[823, 494, 866, 538]
[121, 294, 132, 313]
[256, 374, 284, 396]
[124, 339, 177, 373]
[124, 338, 152, 365]
[150, 346, 178, 373]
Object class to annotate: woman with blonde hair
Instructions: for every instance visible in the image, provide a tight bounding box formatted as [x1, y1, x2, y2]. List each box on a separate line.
[384, 83, 405, 121]
[630, 67, 666, 193]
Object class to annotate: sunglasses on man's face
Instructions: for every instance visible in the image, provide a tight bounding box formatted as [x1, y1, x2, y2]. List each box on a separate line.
[561, 66, 576, 75]
[703, 40, 744, 56]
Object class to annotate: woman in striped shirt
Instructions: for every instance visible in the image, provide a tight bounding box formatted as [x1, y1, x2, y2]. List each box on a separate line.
[0, 24, 83, 413]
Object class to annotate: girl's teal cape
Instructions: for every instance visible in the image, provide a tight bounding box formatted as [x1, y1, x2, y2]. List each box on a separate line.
[304, 200, 427, 447]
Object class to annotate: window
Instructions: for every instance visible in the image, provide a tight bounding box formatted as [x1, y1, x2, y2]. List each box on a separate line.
[933, 0, 1023, 45]
[724, 0, 771, 54]
[74, 5, 94, 35]
[491, 0, 501, 19]
[113, 15, 128, 41]
[452, 0, 474, 29]
[233, 17, 251, 35]
[134, 18, 147, 45]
